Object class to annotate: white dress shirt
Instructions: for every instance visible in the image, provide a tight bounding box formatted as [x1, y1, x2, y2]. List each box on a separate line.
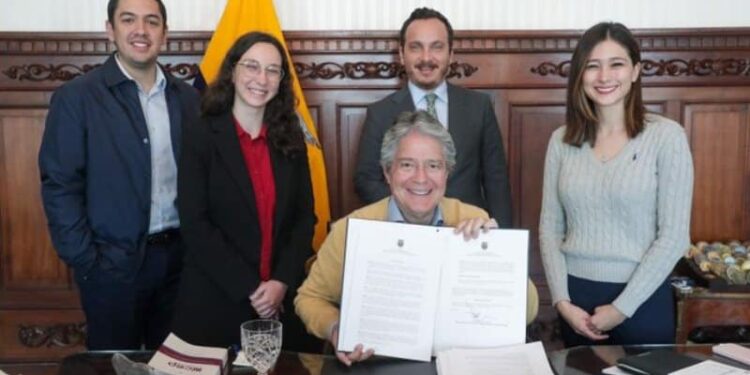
[408, 80, 449, 128]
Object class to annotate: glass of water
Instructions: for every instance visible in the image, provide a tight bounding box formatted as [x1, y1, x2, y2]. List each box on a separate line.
[240, 319, 282, 375]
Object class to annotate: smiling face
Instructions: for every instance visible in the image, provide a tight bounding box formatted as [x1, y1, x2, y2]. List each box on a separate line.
[582, 39, 641, 110]
[384, 130, 448, 224]
[232, 42, 283, 111]
[106, 0, 166, 74]
[399, 18, 453, 91]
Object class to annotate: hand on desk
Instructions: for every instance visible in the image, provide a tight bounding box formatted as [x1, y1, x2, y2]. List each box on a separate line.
[250, 280, 287, 318]
[329, 323, 374, 366]
[454, 217, 498, 240]
[556, 300, 609, 341]
[590, 304, 626, 332]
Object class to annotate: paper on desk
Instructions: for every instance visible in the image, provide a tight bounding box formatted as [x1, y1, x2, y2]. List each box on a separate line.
[602, 365, 632, 375]
[670, 360, 750, 375]
[233, 353, 251, 367]
[435, 341, 554, 375]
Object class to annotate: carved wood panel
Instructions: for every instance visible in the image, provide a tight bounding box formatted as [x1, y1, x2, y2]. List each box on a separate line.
[0, 109, 70, 290]
[684, 103, 750, 241]
[336, 106, 368, 219]
[508, 100, 566, 278]
[0, 309, 85, 361]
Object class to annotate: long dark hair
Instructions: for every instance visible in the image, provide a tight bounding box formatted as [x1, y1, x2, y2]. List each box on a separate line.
[564, 22, 645, 147]
[201, 31, 305, 156]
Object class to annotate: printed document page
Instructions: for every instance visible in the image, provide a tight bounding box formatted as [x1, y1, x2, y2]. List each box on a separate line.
[338, 219, 446, 361]
[671, 360, 750, 375]
[433, 229, 529, 353]
[436, 341, 554, 375]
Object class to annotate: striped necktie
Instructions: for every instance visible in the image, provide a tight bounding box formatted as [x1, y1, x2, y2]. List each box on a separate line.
[424, 93, 438, 120]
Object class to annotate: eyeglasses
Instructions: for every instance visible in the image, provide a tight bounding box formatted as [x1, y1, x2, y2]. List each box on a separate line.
[236, 59, 285, 81]
[393, 158, 446, 174]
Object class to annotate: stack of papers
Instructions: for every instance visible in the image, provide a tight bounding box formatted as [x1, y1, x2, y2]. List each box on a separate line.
[436, 341, 554, 375]
[713, 343, 750, 367]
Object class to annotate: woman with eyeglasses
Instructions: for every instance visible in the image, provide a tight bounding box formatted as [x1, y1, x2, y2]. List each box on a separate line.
[171, 31, 321, 352]
[539, 22, 694, 346]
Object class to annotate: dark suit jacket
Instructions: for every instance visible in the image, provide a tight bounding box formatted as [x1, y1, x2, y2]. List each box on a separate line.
[39, 54, 200, 281]
[171, 111, 315, 347]
[353, 83, 513, 227]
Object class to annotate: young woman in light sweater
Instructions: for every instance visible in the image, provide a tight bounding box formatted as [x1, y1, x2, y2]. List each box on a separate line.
[539, 22, 694, 346]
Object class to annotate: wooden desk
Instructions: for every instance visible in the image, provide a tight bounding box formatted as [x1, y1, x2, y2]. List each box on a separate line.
[2, 345, 748, 375]
[675, 287, 750, 344]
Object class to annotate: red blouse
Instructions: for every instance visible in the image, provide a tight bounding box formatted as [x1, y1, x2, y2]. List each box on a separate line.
[234, 118, 276, 281]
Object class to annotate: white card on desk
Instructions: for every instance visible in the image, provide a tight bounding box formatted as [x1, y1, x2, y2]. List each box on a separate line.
[670, 360, 750, 375]
[602, 365, 631, 375]
[713, 343, 750, 366]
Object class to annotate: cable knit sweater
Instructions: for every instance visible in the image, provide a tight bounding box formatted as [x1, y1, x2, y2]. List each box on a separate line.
[539, 114, 693, 317]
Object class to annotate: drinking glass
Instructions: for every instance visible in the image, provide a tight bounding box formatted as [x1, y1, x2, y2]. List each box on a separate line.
[240, 319, 282, 375]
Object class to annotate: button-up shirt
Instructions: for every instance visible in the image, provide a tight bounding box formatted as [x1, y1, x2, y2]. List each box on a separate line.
[386, 197, 444, 226]
[235, 119, 277, 281]
[114, 54, 178, 234]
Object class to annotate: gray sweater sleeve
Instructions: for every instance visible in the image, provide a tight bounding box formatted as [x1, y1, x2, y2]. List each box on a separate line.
[612, 124, 693, 317]
[538, 128, 570, 306]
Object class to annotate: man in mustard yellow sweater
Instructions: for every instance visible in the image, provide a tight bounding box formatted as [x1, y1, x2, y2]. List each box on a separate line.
[295, 111, 539, 366]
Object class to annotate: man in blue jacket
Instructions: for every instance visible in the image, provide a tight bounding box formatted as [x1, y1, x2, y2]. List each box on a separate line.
[38, 0, 200, 350]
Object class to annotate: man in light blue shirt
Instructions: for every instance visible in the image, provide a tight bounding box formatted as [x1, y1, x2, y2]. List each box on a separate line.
[39, 0, 200, 349]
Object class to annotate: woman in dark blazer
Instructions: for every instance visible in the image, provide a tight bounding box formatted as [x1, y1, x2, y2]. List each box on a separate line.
[171, 31, 320, 352]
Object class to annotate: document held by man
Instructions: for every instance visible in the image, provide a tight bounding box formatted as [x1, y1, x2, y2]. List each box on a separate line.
[337, 219, 529, 362]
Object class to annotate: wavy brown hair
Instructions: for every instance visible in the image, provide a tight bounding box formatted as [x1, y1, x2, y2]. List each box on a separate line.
[564, 22, 645, 147]
[201, 31, 305, 156]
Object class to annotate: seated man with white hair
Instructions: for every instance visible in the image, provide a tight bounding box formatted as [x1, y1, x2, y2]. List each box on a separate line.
[295, 110, 539, 365]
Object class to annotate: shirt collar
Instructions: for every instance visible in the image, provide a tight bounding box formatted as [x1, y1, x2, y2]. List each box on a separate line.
[386, 197, 444, 226]
[407, 80, 448, 105]
[113, 53, 166, 94]
[233, 116, 268, 140]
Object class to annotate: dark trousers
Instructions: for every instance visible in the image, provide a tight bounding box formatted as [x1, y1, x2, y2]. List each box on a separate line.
[75, 236, 183, 350]
[559, 275, 675, 347]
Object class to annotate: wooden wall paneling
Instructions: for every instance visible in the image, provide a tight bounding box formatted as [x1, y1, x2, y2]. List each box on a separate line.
[305, 89, 397, 220]
[336, 104, 368, 220]
[502, 89, 568, 347]
[684, 103, 750, 241]
[3, 29, 750, 359]
[0, 109, 70, 290]
[505, 91, 566, 275]
[0, 309, 85, 361]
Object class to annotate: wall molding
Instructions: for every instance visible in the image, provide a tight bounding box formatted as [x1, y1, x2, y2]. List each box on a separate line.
[18, 323, 86, 348]
[2, 29, 750, 90]
[3, 28, 750, 55]
[531, 58, 750, 78]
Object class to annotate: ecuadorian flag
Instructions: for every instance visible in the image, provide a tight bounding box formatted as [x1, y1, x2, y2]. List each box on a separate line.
[196, 0, 330, 250]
